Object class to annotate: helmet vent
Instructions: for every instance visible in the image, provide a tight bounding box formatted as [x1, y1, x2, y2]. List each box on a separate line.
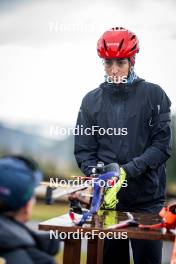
[103, 39, 108, 51]
[130, 44, 137, 52]
[112, 27, 125, 31]
[118, 38, 124, 51]
[131, 35, 136, 41]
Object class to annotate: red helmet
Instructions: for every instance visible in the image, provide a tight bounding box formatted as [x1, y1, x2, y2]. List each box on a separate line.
[97, 27, 139, 64]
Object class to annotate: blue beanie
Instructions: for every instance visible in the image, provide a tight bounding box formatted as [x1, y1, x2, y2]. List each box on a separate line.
[0, 156, 43, 212]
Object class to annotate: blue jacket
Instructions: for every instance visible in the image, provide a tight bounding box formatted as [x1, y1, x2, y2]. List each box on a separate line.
[74, 78, 172, 210]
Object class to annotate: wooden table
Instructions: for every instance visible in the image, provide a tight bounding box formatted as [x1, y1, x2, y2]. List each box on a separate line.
[39, 211, 175, 264]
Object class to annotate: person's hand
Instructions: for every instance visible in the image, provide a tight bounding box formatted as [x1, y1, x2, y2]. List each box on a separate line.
[68, 187, 92, 206]
[0, 257, 6, 264]
[102, 167, 126, 209]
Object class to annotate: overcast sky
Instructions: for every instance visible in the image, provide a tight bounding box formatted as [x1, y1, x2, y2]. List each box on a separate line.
[0, 0, 176, 131]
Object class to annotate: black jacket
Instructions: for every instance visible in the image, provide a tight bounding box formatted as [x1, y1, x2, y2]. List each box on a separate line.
[0, 215, 59, 264]
[74, 78, 172, 210]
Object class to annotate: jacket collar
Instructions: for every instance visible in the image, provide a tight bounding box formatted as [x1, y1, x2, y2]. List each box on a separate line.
[100, 77, 145, 95]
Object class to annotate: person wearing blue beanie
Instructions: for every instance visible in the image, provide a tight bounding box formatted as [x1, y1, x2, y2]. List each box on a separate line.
[0, 155, 59, 264]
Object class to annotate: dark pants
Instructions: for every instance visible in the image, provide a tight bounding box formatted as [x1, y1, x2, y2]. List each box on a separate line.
[103, 237, 163, 264]
[103, 204, 163, 264]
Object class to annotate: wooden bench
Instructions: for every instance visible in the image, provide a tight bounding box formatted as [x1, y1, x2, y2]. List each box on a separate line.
[39, 211, 175, 264]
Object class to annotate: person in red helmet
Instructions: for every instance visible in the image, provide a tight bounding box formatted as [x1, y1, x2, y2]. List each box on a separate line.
[97, 27, 138, 63]
[97, 27, 139, 86]
[74, 27, 172, 264]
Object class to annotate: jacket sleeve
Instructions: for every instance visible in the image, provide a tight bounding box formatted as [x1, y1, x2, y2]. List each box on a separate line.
[3, 249, 34, 264]
[74, 97, 98, 176]
[123, 90, 172, 178]
[31, 232, 60, 256]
